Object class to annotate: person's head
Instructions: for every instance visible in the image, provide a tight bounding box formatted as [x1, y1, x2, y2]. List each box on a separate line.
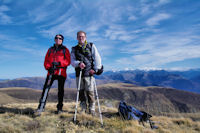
[54, 34, 64, 45]
[77, 31, 86, 44]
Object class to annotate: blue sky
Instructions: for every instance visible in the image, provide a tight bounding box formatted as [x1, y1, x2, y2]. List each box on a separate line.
[0, 0, 200, 79]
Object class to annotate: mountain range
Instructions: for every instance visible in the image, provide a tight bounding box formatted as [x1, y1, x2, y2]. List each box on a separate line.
[1, 69, 200, 93]
[95, 69, 200, 93]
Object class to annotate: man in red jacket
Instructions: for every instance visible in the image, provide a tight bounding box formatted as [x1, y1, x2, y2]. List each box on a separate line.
[37, 34, 71, 114]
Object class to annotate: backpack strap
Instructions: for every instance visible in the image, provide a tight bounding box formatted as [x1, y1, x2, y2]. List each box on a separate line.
[62, 46, 66, 59]
[89, 42, 94, 69]
[48, 46, 66, 59]
[48, 47, 54, 57]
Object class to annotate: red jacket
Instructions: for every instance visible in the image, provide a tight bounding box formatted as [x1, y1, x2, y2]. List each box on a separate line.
[44, 45, 71, 78]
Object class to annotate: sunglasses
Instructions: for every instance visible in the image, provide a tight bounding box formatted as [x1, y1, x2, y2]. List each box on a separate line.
[55, 37, 63, 40]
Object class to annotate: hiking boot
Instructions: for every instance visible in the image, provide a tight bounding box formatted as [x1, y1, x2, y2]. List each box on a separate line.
[80, 108, 86, 114]
[89, 102, 95, 116]
[34, 109, 44, 116]
[56, 109, 63, 114]
[89, 109, 96, 116]
[80, 101, 87, 113]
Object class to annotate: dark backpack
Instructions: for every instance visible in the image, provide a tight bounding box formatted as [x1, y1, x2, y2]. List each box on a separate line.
[118, 101, 156, 129]
[96, 65, 104, 75]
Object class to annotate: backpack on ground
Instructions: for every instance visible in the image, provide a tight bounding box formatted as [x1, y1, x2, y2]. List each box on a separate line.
[118, 101, 157, 129]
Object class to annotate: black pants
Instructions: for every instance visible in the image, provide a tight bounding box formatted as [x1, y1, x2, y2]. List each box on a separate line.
[38, 75, 66, 110]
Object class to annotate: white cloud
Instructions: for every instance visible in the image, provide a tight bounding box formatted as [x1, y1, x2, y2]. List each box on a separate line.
[146, 13, 171, 26]
[118, 31, 200, 68]
[0, 5, 10, 12]
[0, 0, 14, 4]
[116, 58, 134, 65]
[38, 1, 140, 43]
[27, 1, 140, 43]
[27, 3, 52, 23]
[39, 16, 81, 39]
[140, 4, 151, 15]
[27, 0, 72, 24]
[157, 0, 170, 6]
[35, 1, 101, 38]
[104, 25, 139, 42]
[128, 15, 137, 21]
[0, 5, 12, 24]
[140, 0, 171, 15]
[0, 33, 46, 58]
[132, 45, 200, 67]
[26, 37, 37, 40]
[98, 2, 124, 24]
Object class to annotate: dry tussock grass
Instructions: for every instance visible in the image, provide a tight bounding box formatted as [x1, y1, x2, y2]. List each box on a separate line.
[0, 102, 200, 133]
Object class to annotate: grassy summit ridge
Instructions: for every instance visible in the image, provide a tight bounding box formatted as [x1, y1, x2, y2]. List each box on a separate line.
[0, 102, 200, 133]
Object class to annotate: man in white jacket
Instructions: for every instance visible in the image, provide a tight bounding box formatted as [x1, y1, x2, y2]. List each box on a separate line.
[71, 31, 102, 115]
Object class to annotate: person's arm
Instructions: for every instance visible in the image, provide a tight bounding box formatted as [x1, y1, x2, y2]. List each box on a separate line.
[71, 47, 80, 68]
[60, 48, 71, 67]
[44, 49, 52, 70]
[91, 44, 102, 72]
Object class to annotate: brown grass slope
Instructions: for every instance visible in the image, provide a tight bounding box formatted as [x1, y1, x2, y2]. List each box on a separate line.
[0, 92, 22, 104]
[0, 83, 200, 114]
[0, 87, 76, 104]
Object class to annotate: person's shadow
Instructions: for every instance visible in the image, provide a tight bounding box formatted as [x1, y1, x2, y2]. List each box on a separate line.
[67, 110, 119, 118]
[0, 106, 120, 119]
[0, 106, 35, 117]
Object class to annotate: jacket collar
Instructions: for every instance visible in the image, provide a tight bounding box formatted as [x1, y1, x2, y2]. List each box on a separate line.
[53, 44, 63, 49]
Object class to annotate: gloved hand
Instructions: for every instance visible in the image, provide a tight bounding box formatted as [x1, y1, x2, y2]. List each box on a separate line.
[89, 69, 95, 76]
[79, 62, 85, 69]
[52, 61, 60, 66]
[48, 67, 54, 74]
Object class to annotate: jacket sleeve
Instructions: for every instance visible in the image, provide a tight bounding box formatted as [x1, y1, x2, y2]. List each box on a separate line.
[92, 44, 102, 71]
[60, 48, 71, 67]
[44, 49, 51, 70]
[71, 47, 80, 68]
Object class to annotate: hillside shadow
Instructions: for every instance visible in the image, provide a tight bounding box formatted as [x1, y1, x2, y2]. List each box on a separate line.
[0, 106, 35, 116]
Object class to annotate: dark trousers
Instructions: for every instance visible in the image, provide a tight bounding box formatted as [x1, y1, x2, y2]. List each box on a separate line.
[38, 75, 66, 110]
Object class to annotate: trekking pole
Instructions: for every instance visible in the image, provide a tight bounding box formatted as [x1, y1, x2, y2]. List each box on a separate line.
[35, 63, 58, 116]
[36, 67, 55, 116]
[38, 74, 52, 113]
[94, 79, 103, 127]
[73, 70, 82, 123]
